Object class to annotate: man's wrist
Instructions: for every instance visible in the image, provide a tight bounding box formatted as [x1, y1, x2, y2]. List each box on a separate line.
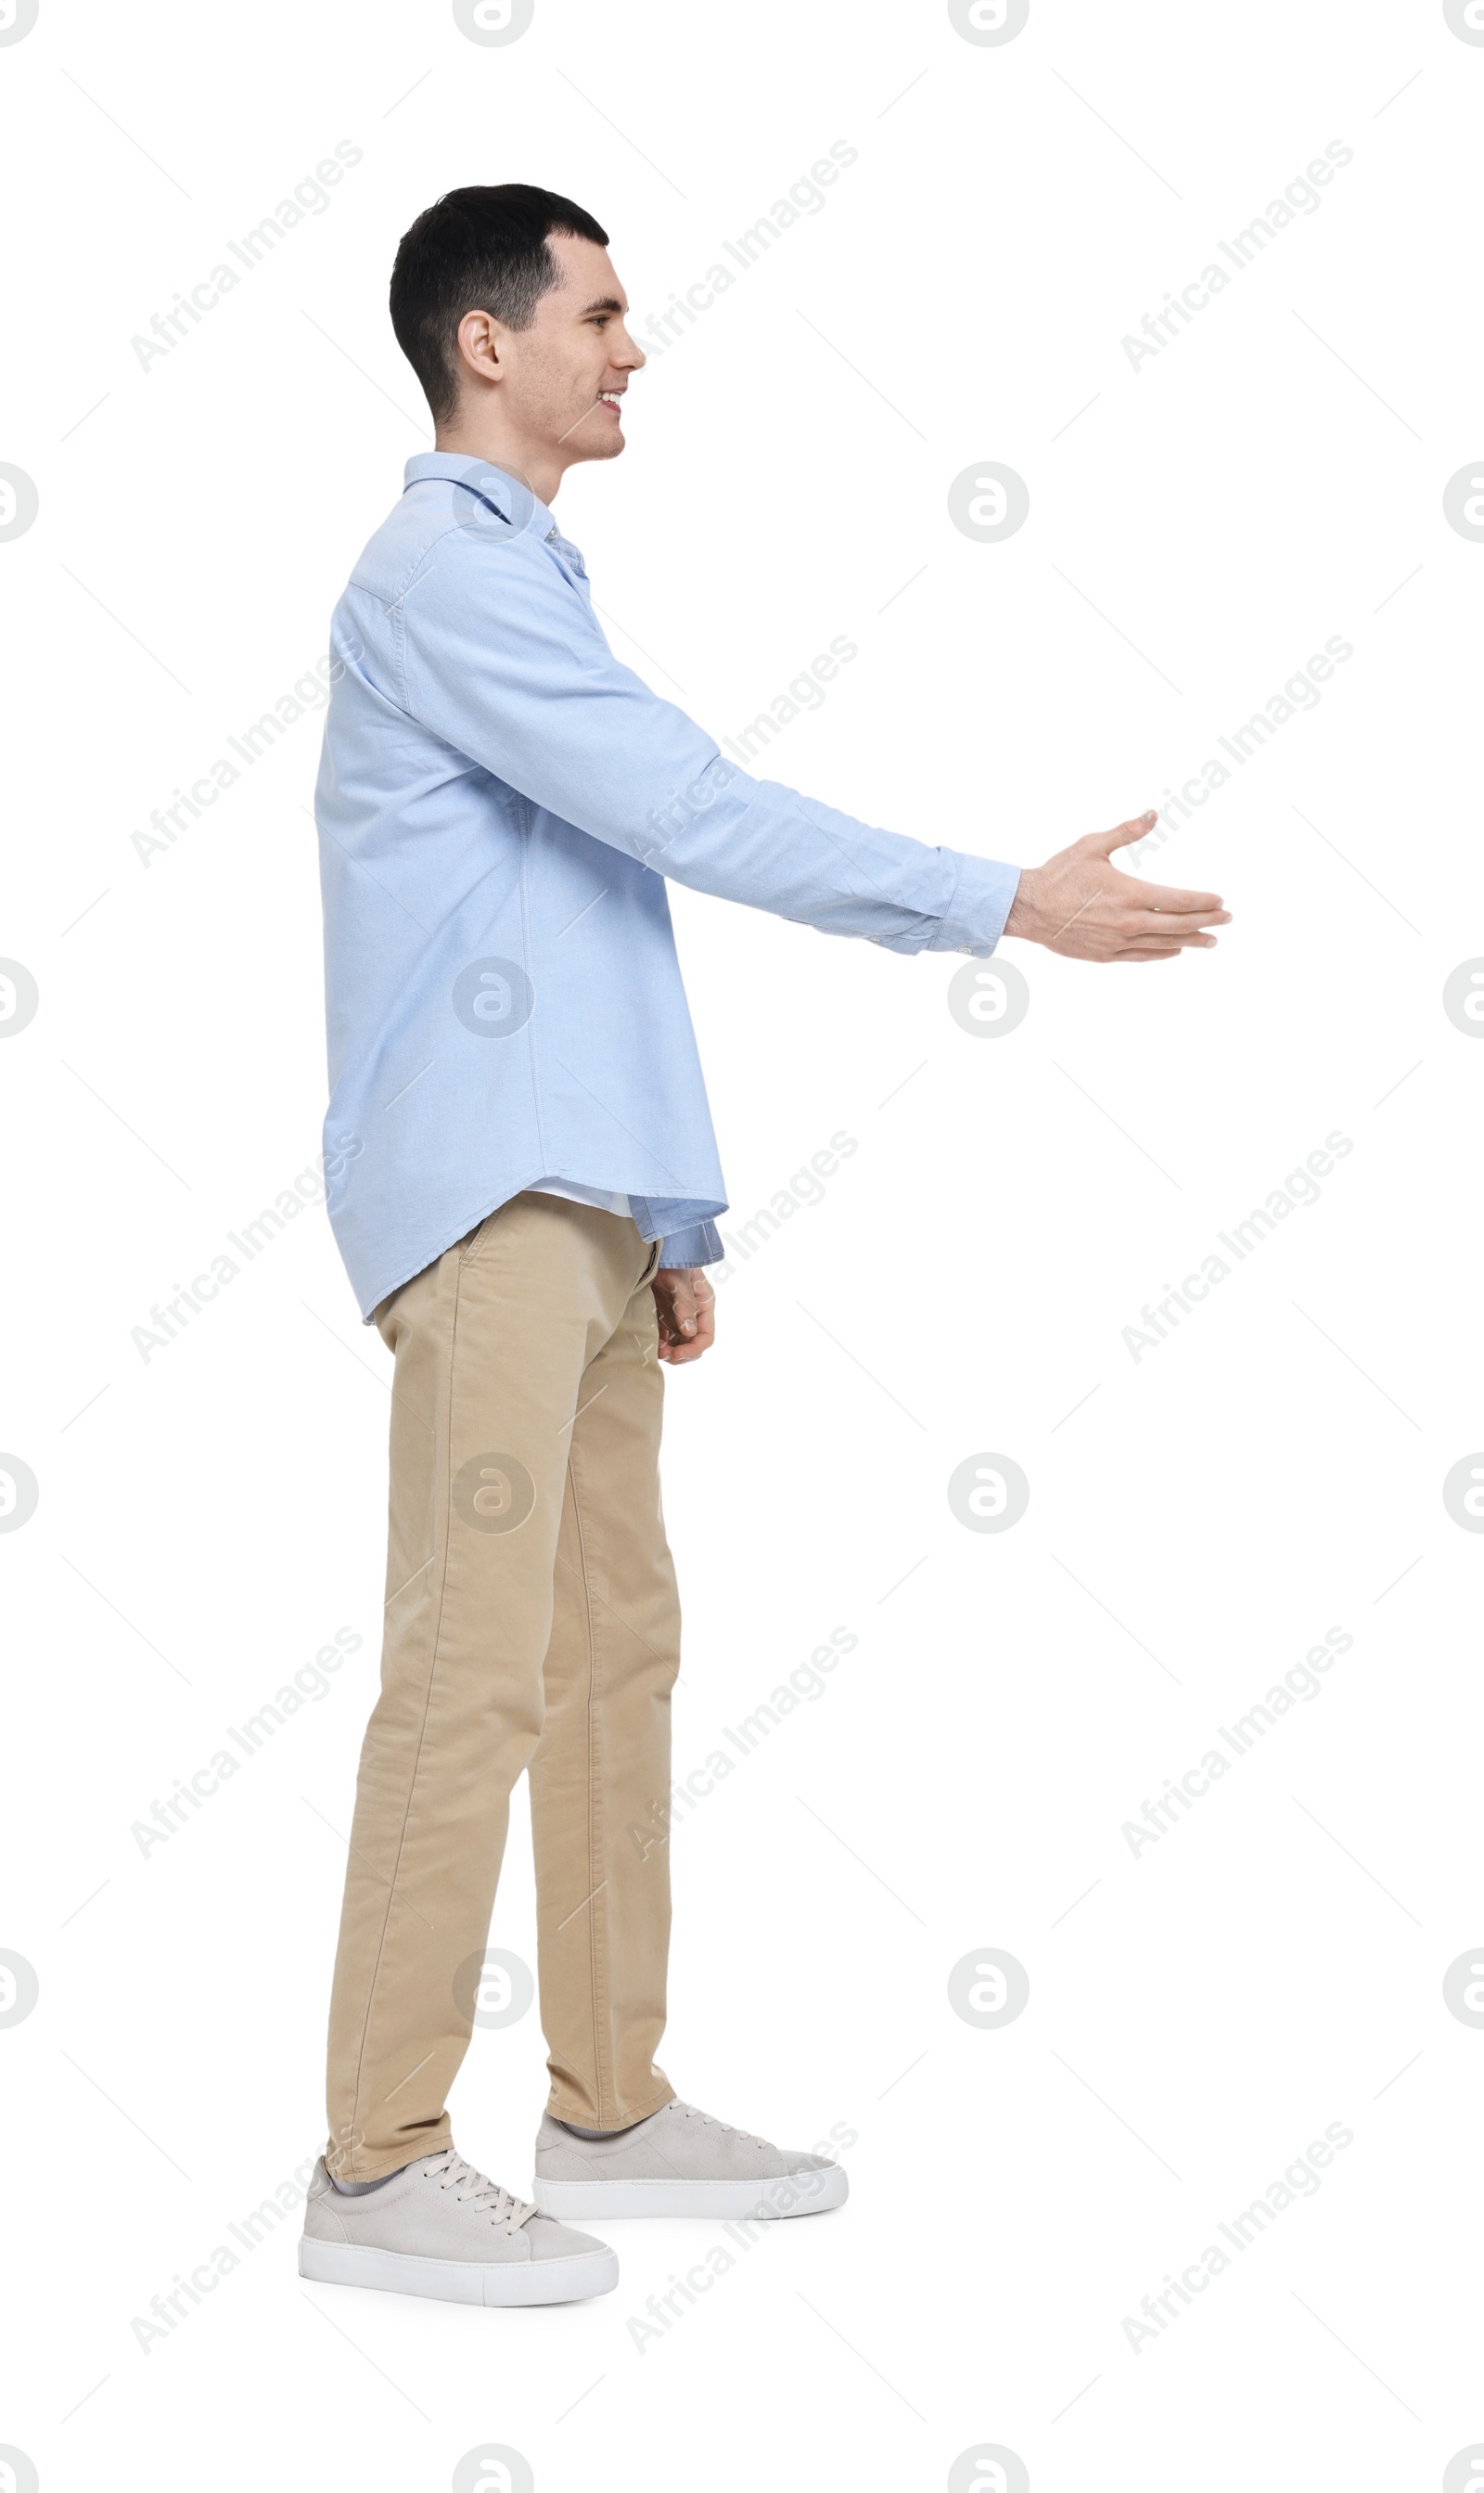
[1003, 866, 1043, 943]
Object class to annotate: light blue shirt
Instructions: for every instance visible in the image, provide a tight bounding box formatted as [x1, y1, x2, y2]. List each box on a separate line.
[314, 452, 1021, 1319]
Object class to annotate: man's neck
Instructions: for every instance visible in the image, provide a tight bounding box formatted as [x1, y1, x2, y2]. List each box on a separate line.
[433, 426, 563, 507]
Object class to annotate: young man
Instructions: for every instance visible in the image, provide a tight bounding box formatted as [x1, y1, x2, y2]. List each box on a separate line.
[299, 185, 1229, 2307]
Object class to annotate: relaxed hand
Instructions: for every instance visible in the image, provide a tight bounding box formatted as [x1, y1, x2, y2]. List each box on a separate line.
[651, 1266, 716, 1363]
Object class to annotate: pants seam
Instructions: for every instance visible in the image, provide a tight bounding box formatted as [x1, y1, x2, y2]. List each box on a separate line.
[565, 1444, 614, 2125]
[343, 1255, 466, 2176]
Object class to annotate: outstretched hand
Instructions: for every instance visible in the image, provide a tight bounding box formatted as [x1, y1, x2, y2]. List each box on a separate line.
[1004, 812, 1230, 961]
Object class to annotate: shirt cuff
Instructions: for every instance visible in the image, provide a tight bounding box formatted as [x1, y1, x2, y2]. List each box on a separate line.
[656, 1219, 724, 1269]
[927, 853, 1023, 957]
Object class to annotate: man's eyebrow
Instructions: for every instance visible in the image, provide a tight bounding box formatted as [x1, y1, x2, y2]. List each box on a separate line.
[577, 293, 626, 315]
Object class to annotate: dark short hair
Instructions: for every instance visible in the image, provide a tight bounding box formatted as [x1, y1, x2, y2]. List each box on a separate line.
[390, 184, 609, 421]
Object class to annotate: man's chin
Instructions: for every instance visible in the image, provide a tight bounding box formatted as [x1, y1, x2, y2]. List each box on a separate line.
[569, 426, 626, 464]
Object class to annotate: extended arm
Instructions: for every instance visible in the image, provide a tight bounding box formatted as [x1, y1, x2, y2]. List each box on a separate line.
[392, 527, 1023, 957]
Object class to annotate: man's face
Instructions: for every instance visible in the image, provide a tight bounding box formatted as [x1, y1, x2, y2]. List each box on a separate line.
[468, 233, 645, 474]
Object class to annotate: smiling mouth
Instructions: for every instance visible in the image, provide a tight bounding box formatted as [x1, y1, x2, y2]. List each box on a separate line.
[557, 391, 627, 448]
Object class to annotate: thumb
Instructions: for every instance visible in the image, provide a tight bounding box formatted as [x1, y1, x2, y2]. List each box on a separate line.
[1087, 809, 1158, 858]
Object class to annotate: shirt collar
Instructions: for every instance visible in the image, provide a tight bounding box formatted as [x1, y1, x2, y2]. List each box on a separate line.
[403, 452, 557, 536]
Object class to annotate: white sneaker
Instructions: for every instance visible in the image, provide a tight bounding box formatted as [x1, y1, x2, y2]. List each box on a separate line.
[299, 2146, 618, 2306]
[531, 2100, 849, 2220]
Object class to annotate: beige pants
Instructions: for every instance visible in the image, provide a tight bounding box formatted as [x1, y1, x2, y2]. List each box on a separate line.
[325, 1192, 680, 2179]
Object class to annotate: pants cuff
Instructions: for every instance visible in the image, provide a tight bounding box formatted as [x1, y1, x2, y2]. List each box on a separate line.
[544, 2083, 674, 2133]
[326, 2123, 452, 2183]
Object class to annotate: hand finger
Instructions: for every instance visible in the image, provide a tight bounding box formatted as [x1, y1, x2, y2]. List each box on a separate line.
[667, 1281, 698, 1338]
[1124, 911, 1230, 934]
[1125, 903, 1229, 927]
[1110, 946, 1182, 961]
[1087, 809, 1158, 858]
[1125, 881, 1226, 914]
[654, 1269, 713, 1356]
[1098, 919, 1218, 948]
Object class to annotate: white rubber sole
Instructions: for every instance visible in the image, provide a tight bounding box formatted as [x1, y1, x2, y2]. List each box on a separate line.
[532, 2165, 848, 2221]
[298, 2235, 618, 2306]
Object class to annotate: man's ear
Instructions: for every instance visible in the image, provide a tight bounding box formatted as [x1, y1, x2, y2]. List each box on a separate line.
[454, 307, 505, 391]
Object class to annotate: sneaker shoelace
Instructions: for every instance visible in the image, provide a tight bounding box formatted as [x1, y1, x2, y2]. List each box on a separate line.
[426, 2148, 535, 2234]
[673, 2103, 767, 2151]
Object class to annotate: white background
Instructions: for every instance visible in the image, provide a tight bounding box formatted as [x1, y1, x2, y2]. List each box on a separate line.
[3, 2, 1482, 2487]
